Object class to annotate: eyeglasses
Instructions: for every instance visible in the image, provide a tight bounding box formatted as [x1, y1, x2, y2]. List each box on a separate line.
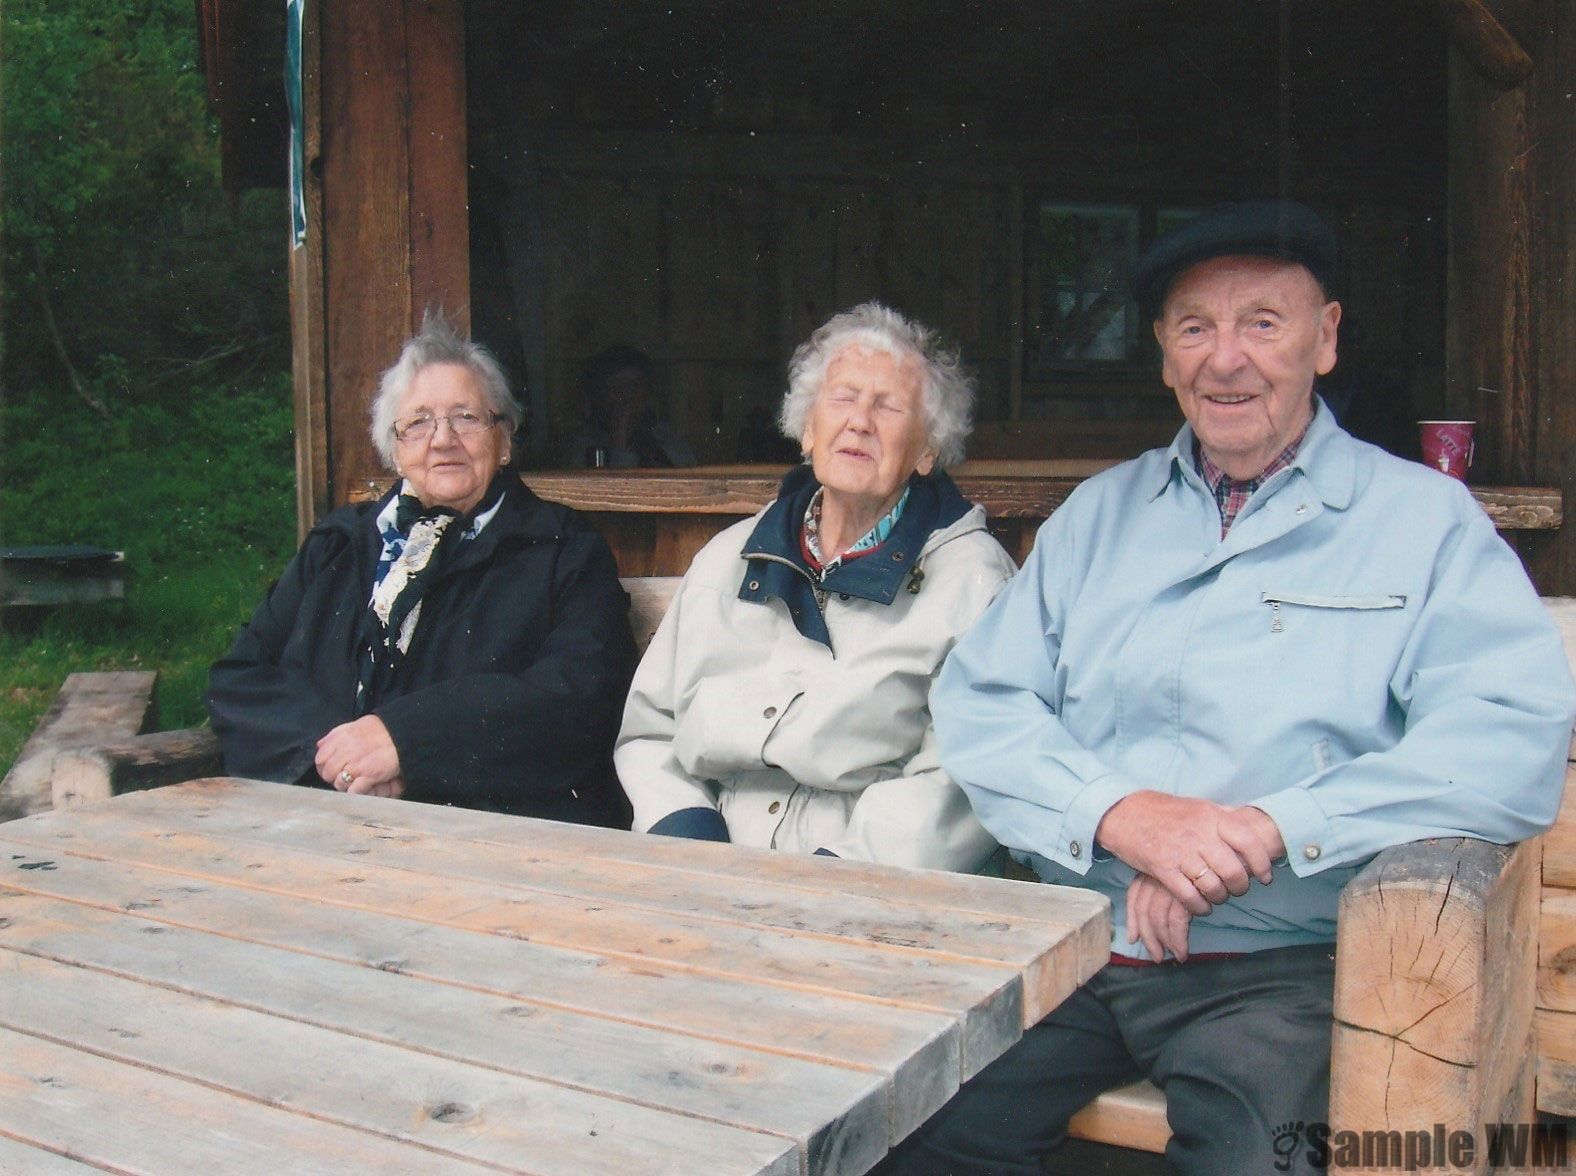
[393, 410, 502, 443]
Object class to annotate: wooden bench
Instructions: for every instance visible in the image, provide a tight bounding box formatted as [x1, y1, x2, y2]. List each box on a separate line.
[20, 580, 1576, 1166]
[0, 545, 127, 613]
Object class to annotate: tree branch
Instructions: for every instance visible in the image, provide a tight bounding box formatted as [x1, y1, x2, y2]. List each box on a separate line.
[29, 239, 112, 421]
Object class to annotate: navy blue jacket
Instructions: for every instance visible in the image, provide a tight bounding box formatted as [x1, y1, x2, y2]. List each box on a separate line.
[206, 478, 635, 827]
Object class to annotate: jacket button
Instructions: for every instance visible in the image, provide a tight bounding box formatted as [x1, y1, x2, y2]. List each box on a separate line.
[1069, 840, 1082, 859]
[891, 551, 905, 561]
[748, 580, 760, 590]
[763, 706, 777, 719]
[768, 801, 781, 814]
[1296, 503, 1309, 515]
[1303, 844, 1321, 861]
[839, 593, 850, 601]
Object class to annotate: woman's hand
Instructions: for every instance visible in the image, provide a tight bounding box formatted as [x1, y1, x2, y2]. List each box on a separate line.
[315, 715, 404, 798]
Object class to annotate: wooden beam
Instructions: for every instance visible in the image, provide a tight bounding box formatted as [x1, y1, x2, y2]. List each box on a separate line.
[321, 0, 412, 496]
[288, 0, 329, 533]
[51, 728, 223, 812]
[318, 1, 470, 504]
[1332, 838, 1540, 1151]
[1526, 0, 1576, 596]
[405, 0, 470, 334]
[1067, 1080, 1170, 1155]
[1421, 0, 1535, 87]
[1446, 45, 1535, 484]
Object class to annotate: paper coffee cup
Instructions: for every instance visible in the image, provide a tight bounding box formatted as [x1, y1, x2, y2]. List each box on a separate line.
[1418, 420, 1475, 480]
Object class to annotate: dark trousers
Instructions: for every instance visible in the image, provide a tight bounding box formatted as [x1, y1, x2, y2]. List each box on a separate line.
[878, 943, 1336, 1176]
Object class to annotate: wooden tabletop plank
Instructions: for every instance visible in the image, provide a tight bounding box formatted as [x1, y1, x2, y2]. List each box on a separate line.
[0, 841, 961, 1137]
[125, 779, 1104, 926]
[0, 1024, 507, 1176]
[66, 780, 1111, 1024]
[0, 888, 880, 1174]
[0, 1136, 103, 1174]
[96, 781, 1104, 1026]
[0, 938, 806, 1176]
[4, 813, 1032, 1073]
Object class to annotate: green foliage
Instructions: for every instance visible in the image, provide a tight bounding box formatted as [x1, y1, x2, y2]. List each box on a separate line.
[0, 1, 296, 780]
[5, 0, 212, 244]
[3, 0, 290, 408]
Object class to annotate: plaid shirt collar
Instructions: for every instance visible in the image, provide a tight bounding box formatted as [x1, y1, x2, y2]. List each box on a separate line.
[801, 485, 910, 577]
[1195, 426, 1309, 537]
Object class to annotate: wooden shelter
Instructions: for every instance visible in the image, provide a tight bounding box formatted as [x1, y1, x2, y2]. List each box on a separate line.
[197, 0, 1575, 587]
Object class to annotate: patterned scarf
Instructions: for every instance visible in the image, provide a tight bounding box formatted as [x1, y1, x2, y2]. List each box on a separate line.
[354, 478, 503, 712]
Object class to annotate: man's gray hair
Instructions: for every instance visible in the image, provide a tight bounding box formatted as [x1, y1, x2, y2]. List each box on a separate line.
[369, 309, 521, 469]
[777, 301, 975, 468]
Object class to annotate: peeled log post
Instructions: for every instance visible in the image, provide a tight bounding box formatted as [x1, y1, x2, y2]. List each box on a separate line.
[1331, 838, 1539, 1173]
[52, 726, 223, 810]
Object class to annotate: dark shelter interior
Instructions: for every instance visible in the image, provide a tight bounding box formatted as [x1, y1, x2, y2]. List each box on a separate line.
[194, 0, 1574, 586]
[463, 1, 1447, 468]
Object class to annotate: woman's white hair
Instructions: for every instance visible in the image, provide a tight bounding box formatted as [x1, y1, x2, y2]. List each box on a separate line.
[777, 301, 975, 468]
[369, 309, 521, 469]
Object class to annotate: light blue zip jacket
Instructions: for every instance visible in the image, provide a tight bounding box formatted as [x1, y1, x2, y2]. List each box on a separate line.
[933, 401, 1576, 955]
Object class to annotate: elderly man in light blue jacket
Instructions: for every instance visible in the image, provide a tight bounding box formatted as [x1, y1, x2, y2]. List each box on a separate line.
[884, 202, 1576, 1176]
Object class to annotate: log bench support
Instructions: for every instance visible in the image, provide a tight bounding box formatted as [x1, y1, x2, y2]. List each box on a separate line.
[52, 727, 223, 811]
[0, 671, 159, 821]
[1067, 836, 1540, 1164]
[1331, 838, 1540, 1160]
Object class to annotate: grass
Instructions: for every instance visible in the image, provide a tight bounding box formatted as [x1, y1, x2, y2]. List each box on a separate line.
[1, 375, 296, 778]
[0, 552, 285, 774]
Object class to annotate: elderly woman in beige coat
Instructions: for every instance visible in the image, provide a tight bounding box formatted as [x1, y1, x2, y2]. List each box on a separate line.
[615, 302, 1015, 870]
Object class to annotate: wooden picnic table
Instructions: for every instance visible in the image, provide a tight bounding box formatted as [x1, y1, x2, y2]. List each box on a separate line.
[0, 778, 1109, 1175]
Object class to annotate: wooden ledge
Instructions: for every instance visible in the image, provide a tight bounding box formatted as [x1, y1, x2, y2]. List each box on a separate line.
[347, 468, 1563, 531]
[519, 464, 1115, 521]
[1472, 486, 1563, 530]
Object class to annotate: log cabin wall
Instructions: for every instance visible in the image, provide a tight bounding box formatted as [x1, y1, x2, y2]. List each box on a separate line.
[463, 2, 1450, 471]
[255, 0, 1572, 588]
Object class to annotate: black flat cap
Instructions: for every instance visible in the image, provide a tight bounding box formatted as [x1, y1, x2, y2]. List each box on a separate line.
[1132, 200, 1337, 320]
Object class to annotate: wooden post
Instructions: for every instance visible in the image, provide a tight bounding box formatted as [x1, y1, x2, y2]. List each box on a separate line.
[405, 0, 471, 338]
[288, 0, 329, 534]
[1525, 0, 1576, 595]
[1445, 47, 1534, 482]
[1446, 0, 1576, 595]
[317, 0, 470, 506]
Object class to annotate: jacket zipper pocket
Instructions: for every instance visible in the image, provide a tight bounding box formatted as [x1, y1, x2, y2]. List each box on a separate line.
[1260, 591, 1406, 634]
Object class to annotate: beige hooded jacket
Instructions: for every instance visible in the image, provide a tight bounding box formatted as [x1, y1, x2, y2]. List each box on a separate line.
[616, 502, 1015, 870]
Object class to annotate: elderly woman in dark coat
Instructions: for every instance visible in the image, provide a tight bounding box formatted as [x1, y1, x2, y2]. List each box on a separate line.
[207, 313, 634, 826]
